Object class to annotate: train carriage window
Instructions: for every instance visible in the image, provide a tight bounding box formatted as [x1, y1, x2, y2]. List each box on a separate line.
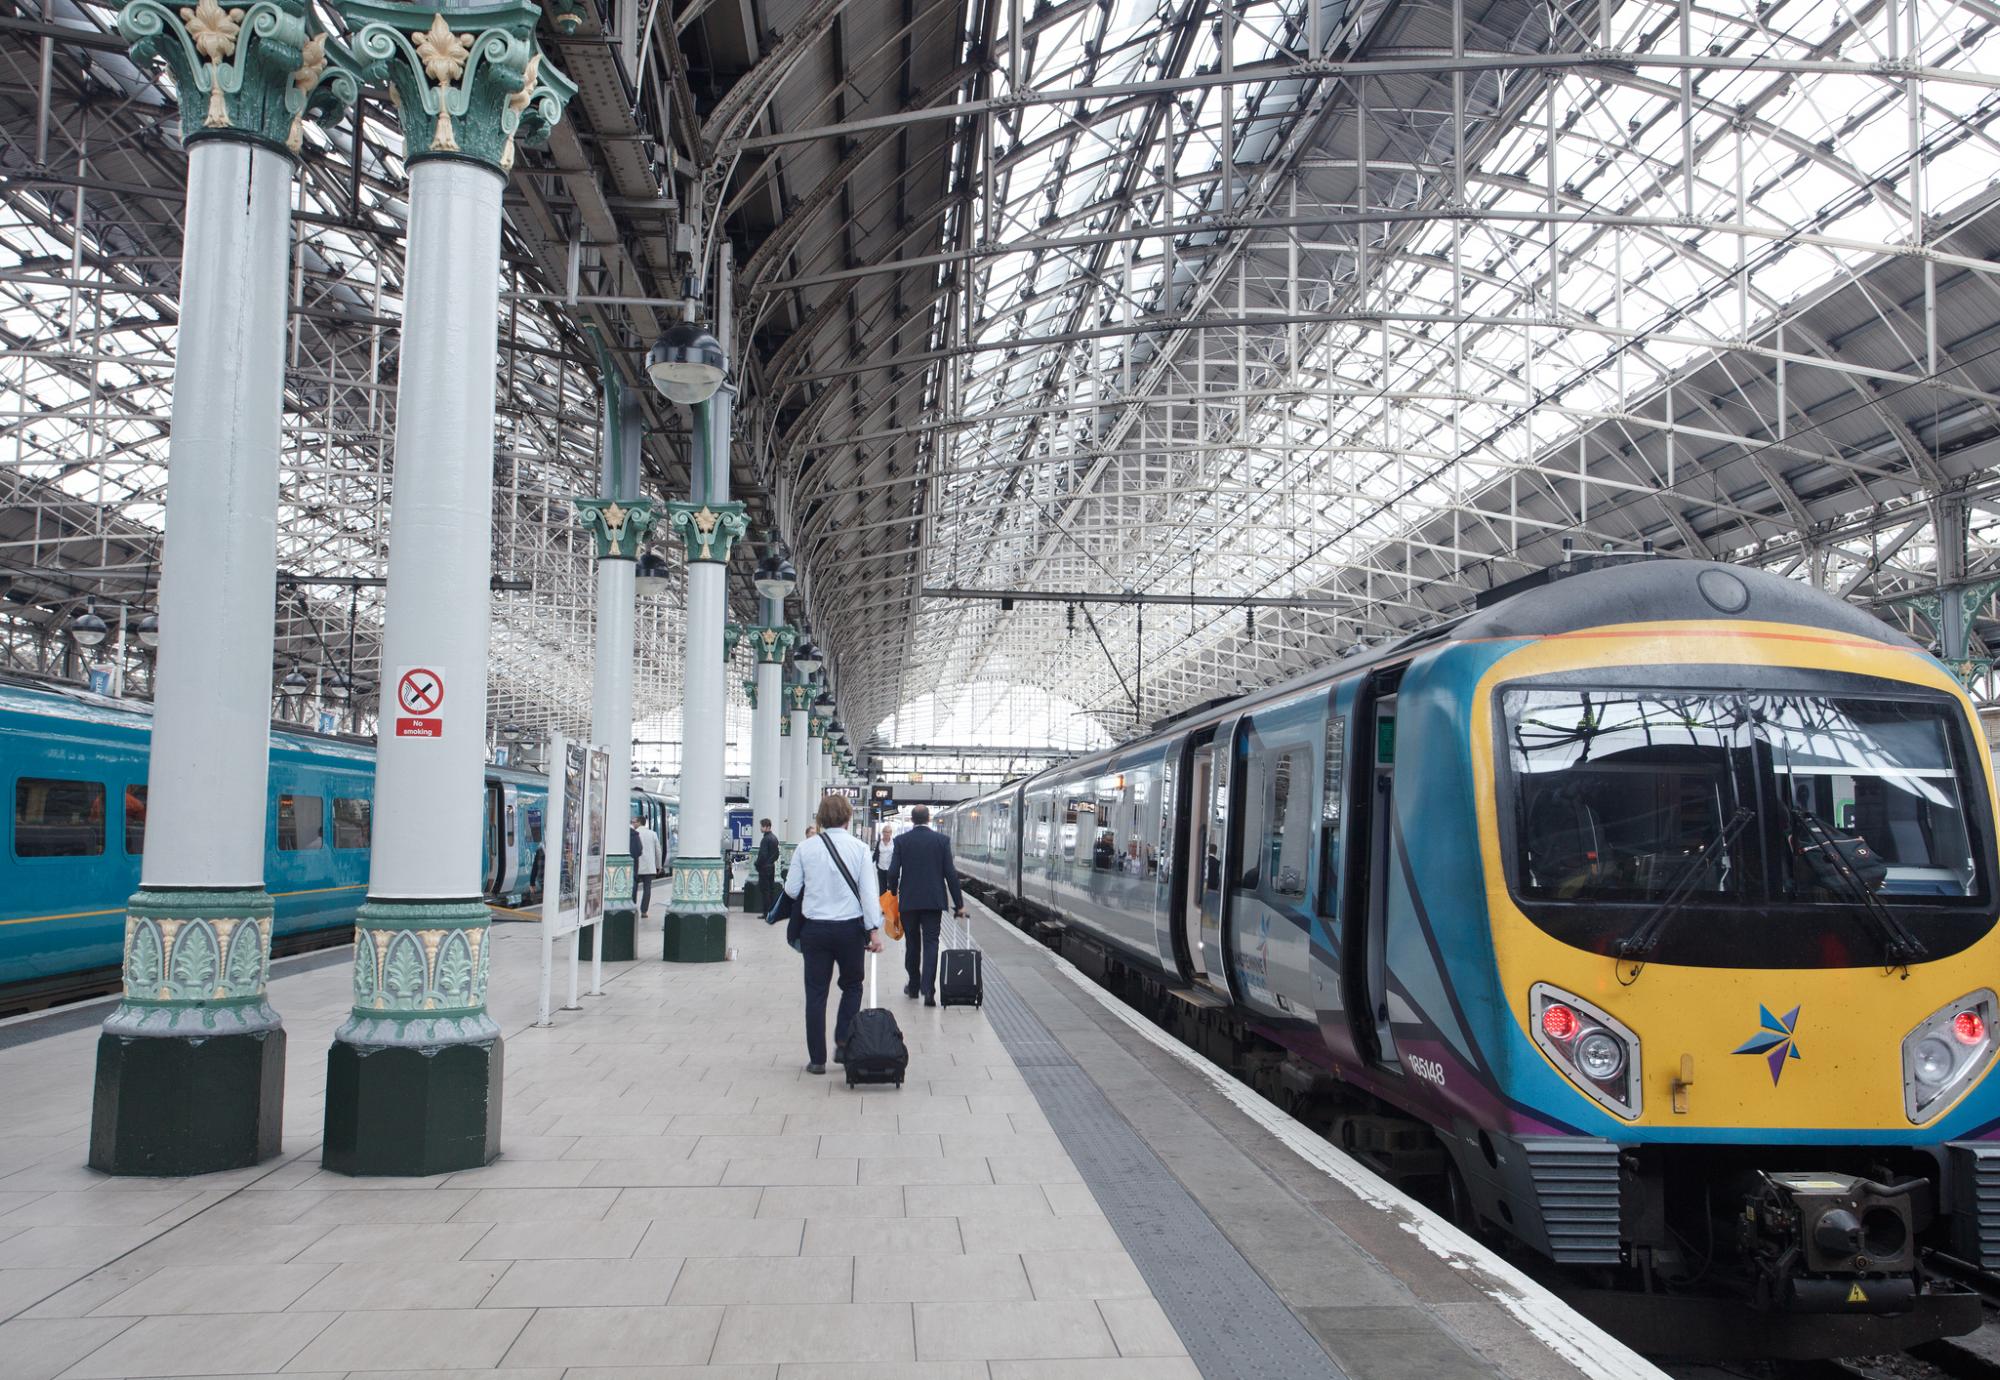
[1264, 751, 1311, 900]
[14, 777, 105, 857]
[125, 785, 148, 855]
[1320, 715, 1346, 913]
[332, 797, 371, 849]
[278, 794, 325, 851]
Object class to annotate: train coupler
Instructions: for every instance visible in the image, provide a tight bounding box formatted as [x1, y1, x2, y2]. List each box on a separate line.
[1740, 1169, 1923, 1313]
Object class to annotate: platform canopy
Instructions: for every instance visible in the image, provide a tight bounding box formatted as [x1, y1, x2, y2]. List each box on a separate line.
[4, 0, 2000, 764]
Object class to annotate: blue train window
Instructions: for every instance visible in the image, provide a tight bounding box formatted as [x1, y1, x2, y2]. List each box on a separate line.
[15, 777, 105, 857]
[278, 795, 325, 851]
[332, 797, 371, 849]
[125, 786, 148, 854]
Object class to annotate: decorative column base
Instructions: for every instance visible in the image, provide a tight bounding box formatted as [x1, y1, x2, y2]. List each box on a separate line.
[90, 888, 285, 1176]
[664, 856, 728, 962]
[323, 899, 502, 1176]
[579, 907, 635, 961]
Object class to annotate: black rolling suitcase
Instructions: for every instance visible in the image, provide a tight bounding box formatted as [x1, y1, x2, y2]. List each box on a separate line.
[845, 954, 909, 1087]
[939, 912, 983, 1009]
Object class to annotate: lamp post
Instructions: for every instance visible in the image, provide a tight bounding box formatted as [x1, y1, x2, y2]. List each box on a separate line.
[649, 280, 748, 963]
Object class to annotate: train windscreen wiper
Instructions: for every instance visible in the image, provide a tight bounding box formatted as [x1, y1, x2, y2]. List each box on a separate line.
[1614, 807, 1754, 984]
[1789, 809, 1927, 974]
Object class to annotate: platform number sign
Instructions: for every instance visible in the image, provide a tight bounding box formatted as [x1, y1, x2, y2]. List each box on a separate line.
[394, 666, 445, 739]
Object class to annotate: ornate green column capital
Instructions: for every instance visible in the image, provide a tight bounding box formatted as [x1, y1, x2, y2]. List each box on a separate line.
[119, 0, 361, 155]
[779, 712, 791, 736]
[575, 495, 659, 561]
[665, 500, 749, 565]
[743, 677, 758, 709]
[785, 682, 816, 713]
[807, 715, 825, 741]
[337, 0, 575, 172]
[753, 623, 798, 664]
[723, 623, 746, 657]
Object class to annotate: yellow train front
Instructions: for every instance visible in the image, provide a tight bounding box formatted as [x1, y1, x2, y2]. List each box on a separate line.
[1387, 556, 1999, 1351]
[949, 554, 2000, 1356]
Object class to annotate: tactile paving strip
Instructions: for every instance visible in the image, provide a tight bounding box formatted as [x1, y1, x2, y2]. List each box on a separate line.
[983, 959, 1350, 1379]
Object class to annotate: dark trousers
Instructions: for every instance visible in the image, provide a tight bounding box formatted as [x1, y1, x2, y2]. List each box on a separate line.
[902, 909, 943, 997]
[757, 866, 775, 900]
[800, 918, 867, 1066]
[636, 874, 652, 914]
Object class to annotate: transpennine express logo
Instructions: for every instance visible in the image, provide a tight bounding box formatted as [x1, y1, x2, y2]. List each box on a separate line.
[1733, 1004, 1804, 1084]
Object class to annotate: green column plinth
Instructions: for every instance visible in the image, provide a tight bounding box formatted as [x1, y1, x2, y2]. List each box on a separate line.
[580, 907, 635, 960]
[664, 911, 729, 962]
[322, 898, 502, 1175]
[91, 887, 286, 1175]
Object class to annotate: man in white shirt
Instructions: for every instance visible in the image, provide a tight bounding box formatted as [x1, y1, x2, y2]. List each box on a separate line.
[782, 795, 886, 1074]
[633, 816, 662, 916]
[875, 823, 896, 891]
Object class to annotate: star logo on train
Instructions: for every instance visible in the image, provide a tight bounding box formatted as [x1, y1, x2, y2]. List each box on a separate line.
[1733, 1004, 1803, 1085]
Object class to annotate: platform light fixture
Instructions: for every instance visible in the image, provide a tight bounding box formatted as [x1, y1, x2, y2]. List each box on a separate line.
[279, 660, 310, 699]
[754, 553, 797, 600]
[501, 722, 524, 743]
[325, 671, 352, 703]
[134, 612, 160, 649]
[635, 549, 671, 597]
[645, 322, 727, 405]
[68, 597, 108, 649]
[793, 640, 823, 675]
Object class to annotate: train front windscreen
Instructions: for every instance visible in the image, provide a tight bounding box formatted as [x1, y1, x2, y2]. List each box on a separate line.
[1498, 684, 1994, 966]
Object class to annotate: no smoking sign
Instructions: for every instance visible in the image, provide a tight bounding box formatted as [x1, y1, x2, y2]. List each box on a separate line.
[394, 666, 445, 738]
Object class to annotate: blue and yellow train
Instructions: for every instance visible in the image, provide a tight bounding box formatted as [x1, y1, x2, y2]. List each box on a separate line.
[943, 555, 2000, 1350]
[0, 676, 547, 1009]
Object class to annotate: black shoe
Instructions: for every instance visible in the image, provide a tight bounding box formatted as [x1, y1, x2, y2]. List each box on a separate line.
[833, 1042, 848, 1065]
[924, 996, 936, 1008]
[806, 1062, 826, 1075]
[903, 985, 919, 998]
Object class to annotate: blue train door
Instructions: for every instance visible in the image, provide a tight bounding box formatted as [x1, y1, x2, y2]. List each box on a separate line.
[1363, 694, 1399, 1065]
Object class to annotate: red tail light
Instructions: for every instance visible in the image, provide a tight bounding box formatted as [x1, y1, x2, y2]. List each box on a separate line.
[1542, 1003, 1580, 1041]
[1954, 1010, 1986, 1045]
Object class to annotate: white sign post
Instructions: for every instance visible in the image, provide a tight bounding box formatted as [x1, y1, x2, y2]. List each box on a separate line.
[538, 734, 611, 1026]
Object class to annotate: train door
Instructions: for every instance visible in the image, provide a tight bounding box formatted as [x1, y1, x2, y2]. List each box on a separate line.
[483, 781, 503, 895]
[1344, 679, 1401, 1066]
[1180, 721, 1236, 1000]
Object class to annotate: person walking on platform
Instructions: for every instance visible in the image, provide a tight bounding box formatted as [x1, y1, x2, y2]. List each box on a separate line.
[887, 804, 964, 1006]
[780, 794, 885, 1075]
[875, 822, 897, 891]
[755, 817, 779, 906]
[632, 815, 662, 918]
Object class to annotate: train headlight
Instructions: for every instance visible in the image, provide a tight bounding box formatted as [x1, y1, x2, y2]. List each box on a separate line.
[1530, 982, 1642, 1118]
[1902, 989, 1998, 1123]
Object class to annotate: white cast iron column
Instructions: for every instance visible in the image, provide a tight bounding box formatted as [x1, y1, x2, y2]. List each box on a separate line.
[91, 0, 355, 1176]
[323, 0, 571, 1175]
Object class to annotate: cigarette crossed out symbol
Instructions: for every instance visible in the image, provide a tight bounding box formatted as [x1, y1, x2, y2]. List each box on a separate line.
[398, 669, 442, 714]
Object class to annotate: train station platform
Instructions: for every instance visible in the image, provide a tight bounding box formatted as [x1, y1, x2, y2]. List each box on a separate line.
[0, 901, 1664, 1380]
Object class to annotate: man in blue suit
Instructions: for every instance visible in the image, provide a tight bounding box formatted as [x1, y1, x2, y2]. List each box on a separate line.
[886, 804, 964, 1006]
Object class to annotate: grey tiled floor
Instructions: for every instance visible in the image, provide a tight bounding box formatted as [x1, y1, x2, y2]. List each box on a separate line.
[0, 907, 1196, 1378]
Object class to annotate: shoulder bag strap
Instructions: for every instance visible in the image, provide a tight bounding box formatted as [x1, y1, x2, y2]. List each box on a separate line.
[819, 832, 865, 912]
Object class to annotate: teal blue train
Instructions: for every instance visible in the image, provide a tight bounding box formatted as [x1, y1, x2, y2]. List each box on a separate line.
[0, 675, 548, 1010]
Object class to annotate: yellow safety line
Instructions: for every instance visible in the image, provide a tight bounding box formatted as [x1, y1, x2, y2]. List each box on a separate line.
[489, 903, 540, 919]
[0, 906, 123, 927]
[3, 882, 368, 928]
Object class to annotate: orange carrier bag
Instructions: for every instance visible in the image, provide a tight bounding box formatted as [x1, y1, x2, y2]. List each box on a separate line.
[879, 889, 903, 940]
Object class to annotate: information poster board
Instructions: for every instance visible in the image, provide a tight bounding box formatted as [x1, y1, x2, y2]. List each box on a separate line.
[539, 734, 610, 1025]
[558, 740, 585, 916]
[584, 747, 609, 924]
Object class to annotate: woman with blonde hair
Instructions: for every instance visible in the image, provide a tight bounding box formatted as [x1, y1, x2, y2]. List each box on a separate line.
[778, 793, 885, 1073]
